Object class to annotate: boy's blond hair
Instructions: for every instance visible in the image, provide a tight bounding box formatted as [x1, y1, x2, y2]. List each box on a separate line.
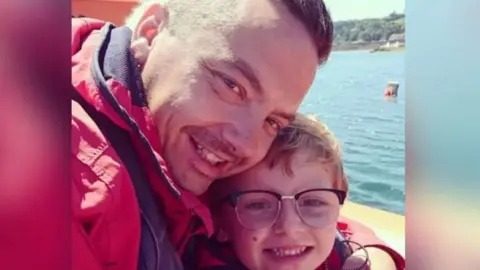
[265, 113, 348, 192]
[207, 113, 348, 210]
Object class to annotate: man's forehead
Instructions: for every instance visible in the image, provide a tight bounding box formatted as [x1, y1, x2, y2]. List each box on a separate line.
[183, 0, 317, 115]
[181, 0, 299, 33]
[228, 1, 317, 93]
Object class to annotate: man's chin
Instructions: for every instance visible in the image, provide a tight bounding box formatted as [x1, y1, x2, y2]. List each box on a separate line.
[217, 165, 252, 179]
[173, 168, 213, 196]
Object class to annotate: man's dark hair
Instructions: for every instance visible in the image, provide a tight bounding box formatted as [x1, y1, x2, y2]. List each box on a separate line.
[134, 0, 333, 65]
[280, 0, 333, 66]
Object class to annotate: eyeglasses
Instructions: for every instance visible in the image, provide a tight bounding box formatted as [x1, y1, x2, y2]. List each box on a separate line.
[222, 188, 346, 230]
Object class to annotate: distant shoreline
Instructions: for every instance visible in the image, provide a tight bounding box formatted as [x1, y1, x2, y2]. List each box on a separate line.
[332, 12, 405, 53]
[332, 45, 405, 53]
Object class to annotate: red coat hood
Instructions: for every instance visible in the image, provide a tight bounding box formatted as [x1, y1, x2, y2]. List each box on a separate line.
[71, 18, 214, 250]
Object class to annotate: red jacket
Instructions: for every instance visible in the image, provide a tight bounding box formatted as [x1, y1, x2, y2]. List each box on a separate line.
[71, 18, 213, 270]
[71, 17, 404, 270]
[195, 216, 405, 270]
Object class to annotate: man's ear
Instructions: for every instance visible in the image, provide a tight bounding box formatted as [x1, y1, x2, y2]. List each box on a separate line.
[129, 2, 169, 68]
[130, 2, 169, 43]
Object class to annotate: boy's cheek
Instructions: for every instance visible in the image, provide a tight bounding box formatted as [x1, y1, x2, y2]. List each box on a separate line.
[310, 227, 337, 263]
[230, 229, 268, 269]
[314, 225, 337, 247]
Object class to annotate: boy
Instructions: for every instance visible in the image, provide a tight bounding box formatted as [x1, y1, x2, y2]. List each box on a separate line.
[198, 114, 404, 269]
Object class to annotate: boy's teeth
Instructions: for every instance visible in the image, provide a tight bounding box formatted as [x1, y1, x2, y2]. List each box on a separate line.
[196, 144, 225, 165]
[272, 247, 307, 257]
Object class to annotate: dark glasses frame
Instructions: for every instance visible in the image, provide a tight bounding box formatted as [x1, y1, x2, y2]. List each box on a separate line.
[220, 188, 347, 229]
[221, 188, 347, 207]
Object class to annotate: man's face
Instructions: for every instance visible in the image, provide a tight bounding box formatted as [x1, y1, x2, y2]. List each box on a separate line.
[141, 0, 319, 195]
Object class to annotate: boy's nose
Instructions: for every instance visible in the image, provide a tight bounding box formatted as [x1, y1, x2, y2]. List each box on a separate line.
[272, 201, 306, 235]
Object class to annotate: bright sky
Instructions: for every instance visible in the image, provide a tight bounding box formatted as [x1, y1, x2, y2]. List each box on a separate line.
[323, 0, 405, 21]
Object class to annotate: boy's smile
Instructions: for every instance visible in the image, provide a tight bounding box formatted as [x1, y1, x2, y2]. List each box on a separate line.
[217, 152, 340, 270]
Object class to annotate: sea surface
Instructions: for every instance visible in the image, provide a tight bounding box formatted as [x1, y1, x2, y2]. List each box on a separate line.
[300, 50, 405, 214]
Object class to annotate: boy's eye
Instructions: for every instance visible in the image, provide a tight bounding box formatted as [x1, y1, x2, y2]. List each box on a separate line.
[245, 201, 273, 210]
[301, 199, 327, 207]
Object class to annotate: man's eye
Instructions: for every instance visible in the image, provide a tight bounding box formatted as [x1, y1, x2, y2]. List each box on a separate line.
[222, 77, 241, 95]
[266, 118, 281, 132]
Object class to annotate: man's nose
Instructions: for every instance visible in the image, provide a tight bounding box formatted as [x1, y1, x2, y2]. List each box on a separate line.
[272, 201, 306, 236]
[222, 115, 262, 158]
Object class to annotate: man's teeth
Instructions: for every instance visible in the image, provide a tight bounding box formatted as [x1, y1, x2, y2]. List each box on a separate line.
[196, 144, 226, 165]
[271, 247, 307, 257]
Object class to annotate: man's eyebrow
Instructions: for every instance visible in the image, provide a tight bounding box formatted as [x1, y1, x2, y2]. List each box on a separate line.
[226, 58, 264, 95]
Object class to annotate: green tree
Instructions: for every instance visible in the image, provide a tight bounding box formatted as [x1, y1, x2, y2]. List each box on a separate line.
[371, 29, 383, 41]
[333, 13, 405, 45]
[349, 29, 360, 42]
[359, 31, 372, 42]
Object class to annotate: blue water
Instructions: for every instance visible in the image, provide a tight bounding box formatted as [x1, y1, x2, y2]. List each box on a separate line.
[300, 50, 405, 215]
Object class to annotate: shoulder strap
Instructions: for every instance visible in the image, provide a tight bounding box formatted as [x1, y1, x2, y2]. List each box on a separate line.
[72, 89, 184, 270]
[334, 229, 354, 264]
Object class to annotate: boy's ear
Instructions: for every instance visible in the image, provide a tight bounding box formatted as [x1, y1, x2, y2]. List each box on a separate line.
[213, 215, 229, 242]
[216, 229, 229, 243]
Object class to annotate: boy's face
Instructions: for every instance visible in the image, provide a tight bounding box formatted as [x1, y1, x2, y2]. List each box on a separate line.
[216, 152, 341, 270]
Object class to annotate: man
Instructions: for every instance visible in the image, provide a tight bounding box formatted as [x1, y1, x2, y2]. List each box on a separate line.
[71, 0, 332, 269]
